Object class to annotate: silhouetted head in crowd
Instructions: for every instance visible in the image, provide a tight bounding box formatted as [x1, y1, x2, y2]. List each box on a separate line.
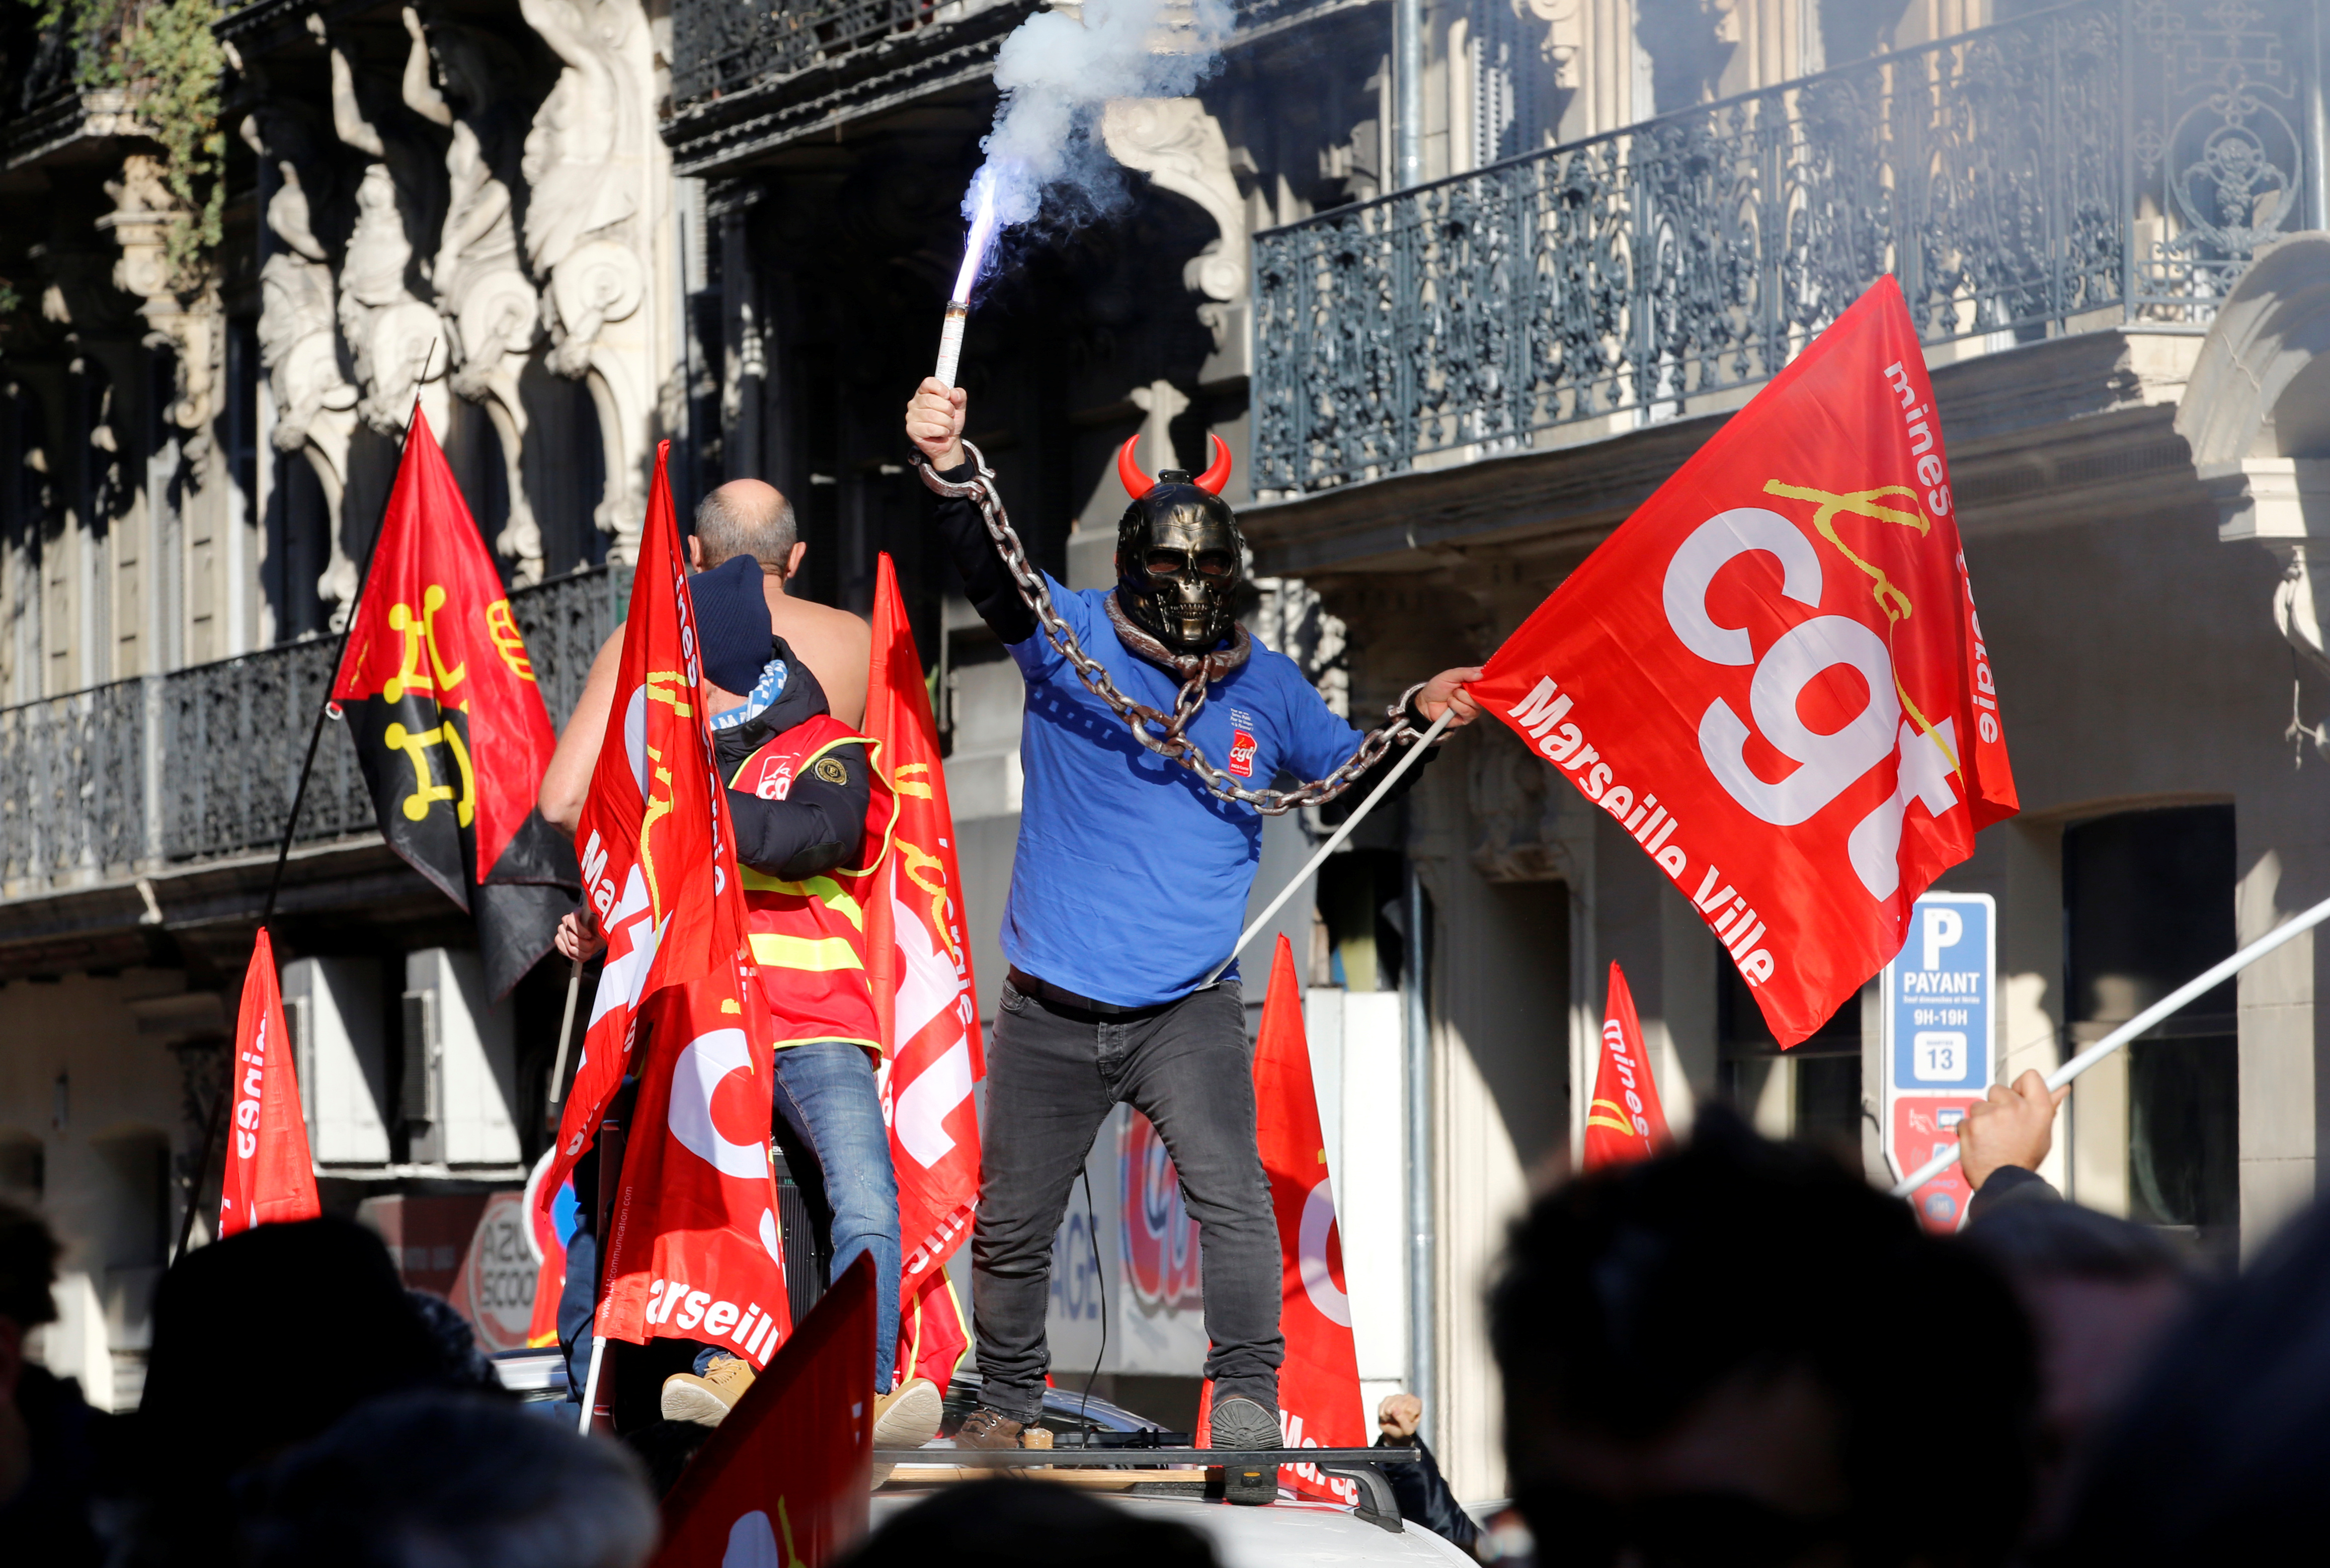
[141, 1219, 448, 1503]
[2045, 1196, 2330, 1568]
[845, 1479, 1217, 1568]
[238, 1391, 657, 1568]
[0, 1198, 62, 1517]
[1489, 1109, 2038, 1568]
[1963, 1199, 2194, 1525]
[0, 1199, 59, 1339]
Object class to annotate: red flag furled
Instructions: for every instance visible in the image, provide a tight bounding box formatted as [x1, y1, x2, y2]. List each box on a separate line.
[1472, 278, 2017, 1045]
[330, 408, 576, 1000]
[539, 443, 791, 1368]
[652, 1254, 875, 1567]
[1582, 963, 1672, 1172]
[862, 552, 982, 1392]
[1195, 936, 1365, 1503]
[217, 928, 320, 1237]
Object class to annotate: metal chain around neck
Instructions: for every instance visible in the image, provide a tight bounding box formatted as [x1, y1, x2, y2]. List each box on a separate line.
[917, 442, 1424, 816]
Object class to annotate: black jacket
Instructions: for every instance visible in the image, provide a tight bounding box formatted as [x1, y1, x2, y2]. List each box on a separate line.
[712, 638, 872, 882]
[1964, 1163, 2062, 1225]
[1375, 1431, 1482, 1557]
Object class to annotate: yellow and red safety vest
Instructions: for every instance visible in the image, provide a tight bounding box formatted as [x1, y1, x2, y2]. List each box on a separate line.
[729, 712, 898, 1054]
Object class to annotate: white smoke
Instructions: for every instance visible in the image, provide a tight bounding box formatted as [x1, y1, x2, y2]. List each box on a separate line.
[958, 0, 1235, 289]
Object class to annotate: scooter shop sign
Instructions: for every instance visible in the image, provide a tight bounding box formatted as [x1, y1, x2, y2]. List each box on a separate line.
[1882, 892, 1994, 1233]
[453, 1192, 538, 1351]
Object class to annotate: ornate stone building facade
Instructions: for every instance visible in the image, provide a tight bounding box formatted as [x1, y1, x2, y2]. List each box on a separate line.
[0, 0, 2324, 1503]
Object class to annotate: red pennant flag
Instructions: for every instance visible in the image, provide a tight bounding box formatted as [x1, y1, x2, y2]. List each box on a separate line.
[653, 1254, 876, 1567]
[1582, 963, 1672, 1172]
[329, 408, 575, 1000]
[217, 928, 320, 1237]
[1472, 277, 2017, 1045]
[539, 443, 791, 1369]
[862, 553, 982, 1392]
[1195, 936, 1365, 1504]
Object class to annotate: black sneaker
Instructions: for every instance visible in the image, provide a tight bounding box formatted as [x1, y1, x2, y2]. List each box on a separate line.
[1209, 1394, 1282, 1505]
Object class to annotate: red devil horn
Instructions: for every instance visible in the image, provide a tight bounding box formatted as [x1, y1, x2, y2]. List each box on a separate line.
[1193, 434, 1232, 496]
[1116, 435, 1156, 498]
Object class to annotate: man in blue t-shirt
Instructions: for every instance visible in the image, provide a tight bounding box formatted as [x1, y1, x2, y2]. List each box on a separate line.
[907, 380, 1480, 1479]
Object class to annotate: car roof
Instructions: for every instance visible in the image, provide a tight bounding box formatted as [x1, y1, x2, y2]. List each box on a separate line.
[870, 1486, 1478, 1567]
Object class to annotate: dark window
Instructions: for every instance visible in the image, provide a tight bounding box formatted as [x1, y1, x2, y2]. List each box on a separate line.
[2064, 806, 2238, 1239]
[1718, 956, 1861, 1159]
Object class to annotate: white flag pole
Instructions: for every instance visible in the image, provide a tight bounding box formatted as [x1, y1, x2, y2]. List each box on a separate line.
[1890, 889, 2330, 1199]
[1200, 708, 1455, 990]
[576, 1333, 609, 1436]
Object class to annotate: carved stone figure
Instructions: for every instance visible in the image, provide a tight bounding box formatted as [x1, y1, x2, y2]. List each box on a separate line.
[98, 155, 222, 447]
[1103, 100, 1246, 353]
[242, 108, 358, 620]
[330, 34, 449, 443]
[404, 7, 545, 581]
[518, 0, 660, 559]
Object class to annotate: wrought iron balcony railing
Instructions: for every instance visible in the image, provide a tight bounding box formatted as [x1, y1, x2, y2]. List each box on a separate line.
[1250, 0, 2317, 498]
[0, 566, 624, 903]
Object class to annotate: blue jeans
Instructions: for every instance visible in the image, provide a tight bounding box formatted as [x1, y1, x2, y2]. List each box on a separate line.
[573, 1044, 902, 1396]
[715, 1040, 900, 1388]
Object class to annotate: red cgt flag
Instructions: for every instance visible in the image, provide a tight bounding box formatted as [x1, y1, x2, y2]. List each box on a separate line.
[862, 552, 981, 1393]
[1582, 963, 1672, 1172]
[539, 442, 790, 1369]
[217, 928, 320, 1237]
[1472, 278, 2017, 1045]
[1196, 936, 1366, 1504]
[597, 966, 794, 1369]
[653, 1253, 876, 1567]
[540, 444, 725, 1236]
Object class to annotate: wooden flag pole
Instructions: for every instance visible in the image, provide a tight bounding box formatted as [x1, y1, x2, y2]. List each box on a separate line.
[1890, 889, 2330, 1199]
[546, 954, 585, 1127]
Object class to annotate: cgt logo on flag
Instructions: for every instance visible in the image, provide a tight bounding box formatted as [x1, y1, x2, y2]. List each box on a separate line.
[1474, 277, 2016, 1045]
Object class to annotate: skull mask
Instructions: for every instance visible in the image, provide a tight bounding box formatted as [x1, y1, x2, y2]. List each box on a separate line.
[1113, 434, 1244, 654]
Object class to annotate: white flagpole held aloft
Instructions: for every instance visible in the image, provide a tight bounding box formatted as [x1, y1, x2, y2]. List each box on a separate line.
[576, 1334, 609, 1435]
[1200, 708, 1455, 990]
[1890, 889, 2330, 1199]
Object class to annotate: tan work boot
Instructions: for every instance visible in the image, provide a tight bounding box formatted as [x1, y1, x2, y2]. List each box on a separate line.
[952, 1405, 1027, 1450]
[661, 1351, 755, 1427]
[873, 1377, 944, 1449]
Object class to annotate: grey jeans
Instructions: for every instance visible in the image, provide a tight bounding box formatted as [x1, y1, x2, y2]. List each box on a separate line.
[971, 977, 1282, 1423]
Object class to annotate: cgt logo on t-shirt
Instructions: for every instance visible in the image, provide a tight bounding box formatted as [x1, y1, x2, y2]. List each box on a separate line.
[1226, 710, 1259, 778]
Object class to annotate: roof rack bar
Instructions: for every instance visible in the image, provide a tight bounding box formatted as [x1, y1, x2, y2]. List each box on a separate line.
[870, 1446, 1421, 1467]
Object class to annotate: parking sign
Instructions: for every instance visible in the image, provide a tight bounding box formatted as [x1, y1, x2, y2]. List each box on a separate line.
[1882, 893, 1995, 1230]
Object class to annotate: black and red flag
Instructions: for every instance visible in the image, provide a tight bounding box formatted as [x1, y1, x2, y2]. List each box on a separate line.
[331, 409, 577, 999]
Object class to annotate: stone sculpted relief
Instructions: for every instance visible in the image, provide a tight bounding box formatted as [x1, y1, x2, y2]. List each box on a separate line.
[518, 0, 658, 559]
[242, 106, 359, 617]
[236, 0, 670, 593]
[1469, 719, 1583, 884]
[1102, 99, 1247, 353]
[100, 156, 222, 451]
[404, 7, 546, 582]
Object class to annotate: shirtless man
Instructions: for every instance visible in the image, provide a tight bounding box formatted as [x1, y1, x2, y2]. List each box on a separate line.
[539, 478, 871, 836]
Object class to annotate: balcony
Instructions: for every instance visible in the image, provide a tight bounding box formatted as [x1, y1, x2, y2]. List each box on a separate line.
[0, 567, 624, 905]
[1250, 0, 2319, 499]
